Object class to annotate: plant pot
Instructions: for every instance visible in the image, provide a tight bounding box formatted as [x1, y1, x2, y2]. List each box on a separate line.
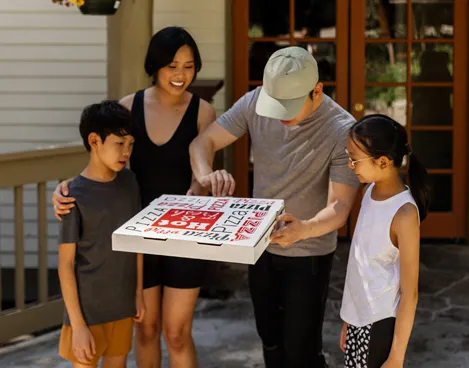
[79, 0, 121, 15]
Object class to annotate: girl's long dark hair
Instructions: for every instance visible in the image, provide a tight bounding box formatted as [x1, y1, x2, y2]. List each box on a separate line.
[350, 114, 430, 221]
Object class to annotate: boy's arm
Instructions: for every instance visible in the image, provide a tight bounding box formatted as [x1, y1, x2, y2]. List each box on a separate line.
[58, 243, 86, 328]
[58, 200, 84, 327]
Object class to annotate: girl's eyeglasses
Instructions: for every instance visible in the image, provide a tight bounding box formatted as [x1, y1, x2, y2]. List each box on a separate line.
[345, 149, 373, 169]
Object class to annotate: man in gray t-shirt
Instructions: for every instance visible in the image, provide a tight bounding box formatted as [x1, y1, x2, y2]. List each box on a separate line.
[189, 47, 359, 367]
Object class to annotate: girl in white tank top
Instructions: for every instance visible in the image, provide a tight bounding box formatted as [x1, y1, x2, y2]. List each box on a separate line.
[339, 114, 430, 368]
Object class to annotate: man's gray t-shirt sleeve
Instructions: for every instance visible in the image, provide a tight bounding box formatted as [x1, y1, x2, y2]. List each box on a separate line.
[329, 126, 360, 188]
[217, 91, 253, 138]
[59, 205, 81, 244]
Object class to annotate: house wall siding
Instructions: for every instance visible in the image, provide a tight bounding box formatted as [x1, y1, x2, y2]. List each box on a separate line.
[0, 0, 107, 268]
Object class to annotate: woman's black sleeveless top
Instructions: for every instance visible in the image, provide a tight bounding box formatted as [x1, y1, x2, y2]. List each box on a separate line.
[130, 90, 200, 207]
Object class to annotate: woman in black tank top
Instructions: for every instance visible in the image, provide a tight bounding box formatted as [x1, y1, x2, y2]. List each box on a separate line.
[52, 27, 216, 367]
[121, 27, 215, 368]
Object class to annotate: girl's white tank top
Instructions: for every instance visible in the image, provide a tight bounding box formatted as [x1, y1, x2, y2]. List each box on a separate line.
[340, 182, 418, 327]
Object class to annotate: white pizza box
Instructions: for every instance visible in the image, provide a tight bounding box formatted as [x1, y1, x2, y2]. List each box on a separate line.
[112, 194, 285, 265]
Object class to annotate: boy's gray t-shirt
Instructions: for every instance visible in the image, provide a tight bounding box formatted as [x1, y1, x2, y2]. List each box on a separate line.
[218, 87, 359, 257]
[59, 168, 141, 326]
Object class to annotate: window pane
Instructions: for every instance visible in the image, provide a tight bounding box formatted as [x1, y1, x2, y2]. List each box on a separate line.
[366, 0, 407, 39]
[427, 175, 452, 212]
[366, 43, 407, 83]
[412, 43, 453, 82]
[249, 0, 289, 38]
[412, 87, 453, 126]
[411, 131, 452, 169]
[412, 1, 454, 39]
[294, 0, 336, 38]
[365, 87, 406, 126]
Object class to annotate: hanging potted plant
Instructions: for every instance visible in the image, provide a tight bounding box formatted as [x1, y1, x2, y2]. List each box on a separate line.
[51, 0, 121, 16]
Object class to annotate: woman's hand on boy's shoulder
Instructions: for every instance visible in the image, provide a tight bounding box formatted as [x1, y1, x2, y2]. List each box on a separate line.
[52, 178, 76, 221]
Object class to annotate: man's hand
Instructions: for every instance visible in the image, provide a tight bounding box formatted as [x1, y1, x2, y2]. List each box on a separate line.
[269, 213, 310, 247]
[199, 169, 236, 197]
[52, 178, 75, 221]
[72, 326, 96, 364]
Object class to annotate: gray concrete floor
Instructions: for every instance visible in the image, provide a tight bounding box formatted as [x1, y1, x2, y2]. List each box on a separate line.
[0, 242, 468, 367]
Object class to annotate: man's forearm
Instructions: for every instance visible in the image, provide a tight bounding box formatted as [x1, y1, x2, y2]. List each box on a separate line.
[304, 200, 350, 238]
[189, 137, 215, 181]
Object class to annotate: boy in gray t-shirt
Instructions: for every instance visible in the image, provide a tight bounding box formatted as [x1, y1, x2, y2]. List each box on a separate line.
[190, 47, 360, 367]
[57, 101, 144, 368]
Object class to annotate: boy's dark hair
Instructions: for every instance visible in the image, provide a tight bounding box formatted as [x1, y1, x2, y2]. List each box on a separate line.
[350, 114, 430, 221]
[79, 100, 136, 152]
[144, 26, 202, 85]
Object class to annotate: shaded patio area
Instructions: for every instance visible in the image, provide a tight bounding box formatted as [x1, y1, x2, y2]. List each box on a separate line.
[0, 242, 468, 367]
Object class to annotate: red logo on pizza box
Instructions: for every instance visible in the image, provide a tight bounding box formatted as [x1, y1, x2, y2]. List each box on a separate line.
[152, 209, 223, 231]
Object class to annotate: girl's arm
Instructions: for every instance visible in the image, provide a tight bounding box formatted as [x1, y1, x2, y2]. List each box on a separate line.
[387, 203, 420, 364]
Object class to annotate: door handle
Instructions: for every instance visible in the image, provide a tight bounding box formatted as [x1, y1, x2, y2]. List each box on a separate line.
[354, 103, 364, 112]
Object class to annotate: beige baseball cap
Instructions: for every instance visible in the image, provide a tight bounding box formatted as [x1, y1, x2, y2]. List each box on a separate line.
[255, 46, 319, 120]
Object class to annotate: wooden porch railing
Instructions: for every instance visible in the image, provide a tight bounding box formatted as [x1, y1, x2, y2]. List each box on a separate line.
[0, 143, 88, 344]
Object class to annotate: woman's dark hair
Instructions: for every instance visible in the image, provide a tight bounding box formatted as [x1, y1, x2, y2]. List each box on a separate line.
[350, 114, 430, 221]
[79, 100, 135, 152]
[144, 26, 202, 85]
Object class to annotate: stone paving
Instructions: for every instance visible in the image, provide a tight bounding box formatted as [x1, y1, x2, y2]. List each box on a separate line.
[0, 242, 468, 367]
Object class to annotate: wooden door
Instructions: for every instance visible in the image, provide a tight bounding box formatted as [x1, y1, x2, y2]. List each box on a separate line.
[232, 0, 351, 236]
[350, 0, 468, 238]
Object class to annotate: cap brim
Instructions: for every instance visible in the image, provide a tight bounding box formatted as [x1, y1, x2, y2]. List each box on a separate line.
[255, 87, 308, 120]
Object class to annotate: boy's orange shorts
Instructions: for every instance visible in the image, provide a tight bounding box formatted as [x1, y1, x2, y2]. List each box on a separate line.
[58, 317, 134, 366]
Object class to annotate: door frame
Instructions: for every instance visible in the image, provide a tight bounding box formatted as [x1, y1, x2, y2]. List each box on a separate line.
[349, 0, 468, 238]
